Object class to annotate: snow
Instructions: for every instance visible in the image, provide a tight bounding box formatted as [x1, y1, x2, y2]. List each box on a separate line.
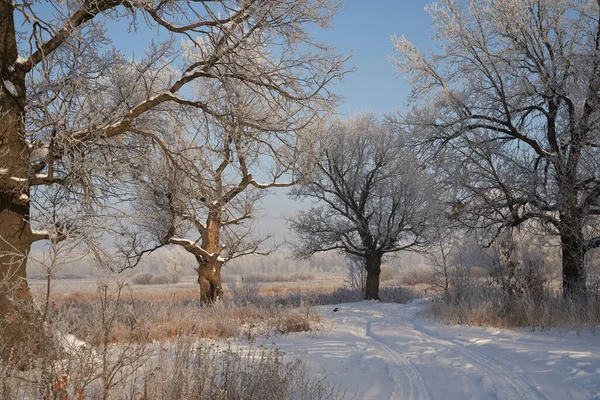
[252, 300, 600, 400]
[2, 80, 18, 97]
[10, 176, 26, 183]
[30, 229, 49, 237]
[30, 145, 49, 162]
[15, 56, 28, 65]
[0, 168, 7, 175]
[19, 194, 29, 201]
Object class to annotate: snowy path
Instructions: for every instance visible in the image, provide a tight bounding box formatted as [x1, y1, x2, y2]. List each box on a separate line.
[259, 300, 600, 399]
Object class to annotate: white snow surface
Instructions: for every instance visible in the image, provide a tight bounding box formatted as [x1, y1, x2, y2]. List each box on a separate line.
[255, 300, 600, 400]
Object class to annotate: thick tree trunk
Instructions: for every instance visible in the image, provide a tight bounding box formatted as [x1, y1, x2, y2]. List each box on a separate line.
[196, 212, 224, 304]
[0, 0, 43, 366]
[364, 253, 382, 300]
[195, 257, 224, 305]
[561, 230, 586, 298]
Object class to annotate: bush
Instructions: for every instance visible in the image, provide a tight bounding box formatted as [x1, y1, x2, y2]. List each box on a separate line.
[131, 272, 154, 285]
[149, 274, 171, 285]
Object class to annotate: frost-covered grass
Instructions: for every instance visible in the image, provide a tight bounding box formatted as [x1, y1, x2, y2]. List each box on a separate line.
[0, 341, 344, 400]
[427, 280, 600, 334]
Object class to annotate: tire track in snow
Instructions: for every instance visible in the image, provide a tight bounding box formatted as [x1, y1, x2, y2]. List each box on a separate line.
[407, 318, 548, 400]
[362, 319, 431, 400]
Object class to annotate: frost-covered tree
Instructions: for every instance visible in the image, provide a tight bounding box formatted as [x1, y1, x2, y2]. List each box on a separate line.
[0, 0, 345, 360]
[127, 102, 310, 303]
[391, 0, 600, 297]
[289, 114, 434, 300]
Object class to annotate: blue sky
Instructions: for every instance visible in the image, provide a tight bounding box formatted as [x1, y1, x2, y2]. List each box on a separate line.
[316, 0, 433, 115]
[260, 0, 437, 240]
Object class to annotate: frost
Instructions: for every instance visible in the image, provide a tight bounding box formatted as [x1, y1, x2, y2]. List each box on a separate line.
[30, 228, 49, 237]
[2, 80, 18, 97]
[30, 146, 49, 163]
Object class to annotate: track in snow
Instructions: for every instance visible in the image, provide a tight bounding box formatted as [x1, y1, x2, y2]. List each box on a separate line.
[364, 319, 431, 400]
[408, 318, 547, 400]
[260, 301, 600, 399]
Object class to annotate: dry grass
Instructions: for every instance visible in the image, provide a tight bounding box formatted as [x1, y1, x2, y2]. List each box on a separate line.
[239, 273, 316, 283]
[427, 280, 600, 334]
[396, 265, 434, 286]
[49, 296, 323, 345]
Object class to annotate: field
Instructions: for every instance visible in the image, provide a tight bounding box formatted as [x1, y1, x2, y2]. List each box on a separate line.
[4, 247, 599, 399]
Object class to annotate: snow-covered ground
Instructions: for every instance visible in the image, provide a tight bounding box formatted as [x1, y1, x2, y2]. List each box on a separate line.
[258, 300, 600, 400]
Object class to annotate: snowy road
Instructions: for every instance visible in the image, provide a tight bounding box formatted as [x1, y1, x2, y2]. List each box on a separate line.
[261, 300, 600, 400]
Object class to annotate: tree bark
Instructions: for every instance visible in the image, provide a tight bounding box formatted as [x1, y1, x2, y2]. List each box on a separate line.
[561, 230, 586, 298]
[0, 0, 44, 366]
[196, 210, 224, 304]
[364, 253, 382, 300]
[195, 257, 224, 305]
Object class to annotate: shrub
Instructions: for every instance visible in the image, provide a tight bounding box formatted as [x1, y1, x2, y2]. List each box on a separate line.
[149, 274, 171, 285]
[131, 272, 154, 285]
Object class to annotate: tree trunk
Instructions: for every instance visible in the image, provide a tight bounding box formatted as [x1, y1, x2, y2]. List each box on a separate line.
[364, 253, 382, 300]
[0, 0, 42, 366]
[560, 230, 586, 298]
[196, 211, 224, 304]
[195, 257, 224, 305]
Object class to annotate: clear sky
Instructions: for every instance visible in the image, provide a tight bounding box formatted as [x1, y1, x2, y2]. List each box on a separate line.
[260, 0, 436, 241]
[313, 0, 433, 115]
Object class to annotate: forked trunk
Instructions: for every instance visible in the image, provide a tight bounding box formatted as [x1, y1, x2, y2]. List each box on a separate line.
[561, 230, 586, 298]
[0, 0, 43, 366]
[364, 253, 382, 300]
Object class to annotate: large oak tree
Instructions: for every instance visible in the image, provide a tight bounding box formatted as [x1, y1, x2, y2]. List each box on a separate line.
[392, 0, 600, 297]
[289, 114, 434, 300]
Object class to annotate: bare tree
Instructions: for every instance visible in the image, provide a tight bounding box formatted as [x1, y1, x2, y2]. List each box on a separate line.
[391, 0, 600, 297]
[124, 70, 325, 303]
[162, 247, 191, 284]
[0, 0, 345, 358]
[289, 113, 434, 300]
